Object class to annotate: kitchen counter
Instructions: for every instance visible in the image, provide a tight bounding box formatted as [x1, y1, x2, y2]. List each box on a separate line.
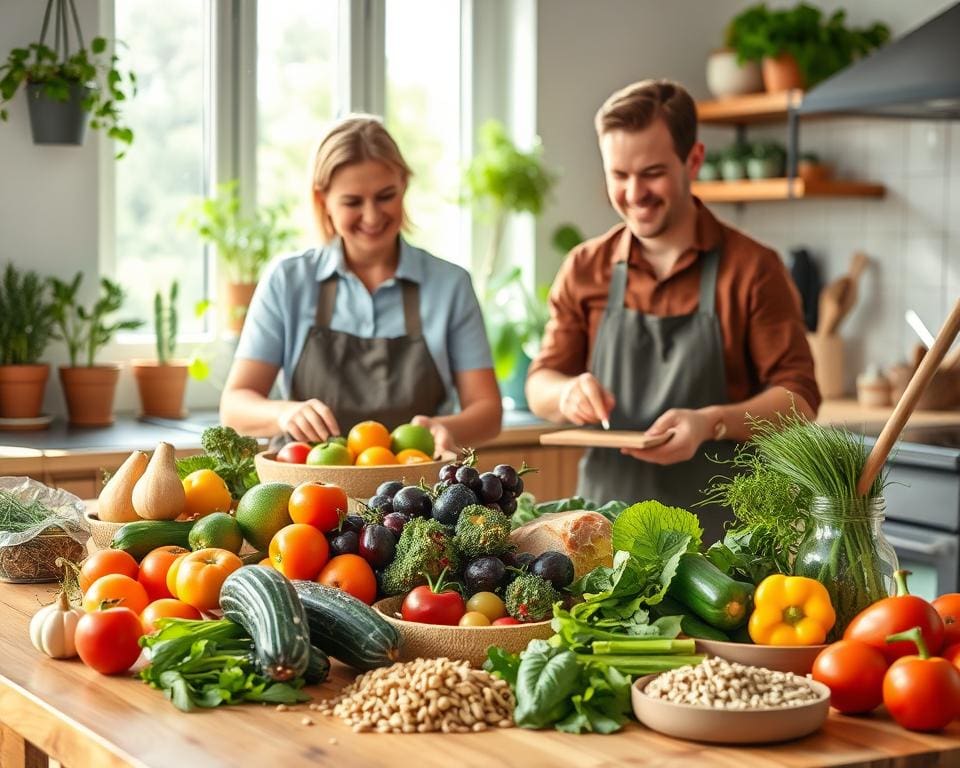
[1, 581, 958, 768]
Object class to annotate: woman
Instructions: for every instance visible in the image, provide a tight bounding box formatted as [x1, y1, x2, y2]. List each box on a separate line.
[220, 115, 502, 454]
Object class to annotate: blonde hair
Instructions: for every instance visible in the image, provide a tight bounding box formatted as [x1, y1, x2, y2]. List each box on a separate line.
[310, 114, 413, 242]
[595, 79, 697, 161]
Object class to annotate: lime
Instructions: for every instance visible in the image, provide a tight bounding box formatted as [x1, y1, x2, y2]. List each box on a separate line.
[188, 512, 244, 554]
[390, 423, 435, 458]
[235, 482, 294, 551]
[306, 442, 353, 466]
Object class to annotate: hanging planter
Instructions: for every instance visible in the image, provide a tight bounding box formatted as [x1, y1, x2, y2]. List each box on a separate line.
[26, 81, 88, 145]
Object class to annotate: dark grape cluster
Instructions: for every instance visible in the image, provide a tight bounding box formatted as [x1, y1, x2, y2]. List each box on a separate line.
[434, 461, 524, 518]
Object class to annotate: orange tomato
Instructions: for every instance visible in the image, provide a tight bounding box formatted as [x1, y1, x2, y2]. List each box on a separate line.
[317, 554, 377, 605]
[288, 481, 348, 532]
[269, 523, 330, 580]
[79, 550, 139, 593]
[395, 448, 432, 465]
[174, 548, 243, 612]
[181, 469, 233, 519]
[259, 557, 272, 567]
[138, 546, 188, 601]
[355, 446, 398, 466]
[82, 574, 150, 615]
[347, 420, 391, 458]
[140, 598, 202, 634]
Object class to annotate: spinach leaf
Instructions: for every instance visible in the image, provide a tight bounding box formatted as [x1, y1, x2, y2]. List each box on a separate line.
[513, 640, 581, 729]
[555, 665, 632, 735]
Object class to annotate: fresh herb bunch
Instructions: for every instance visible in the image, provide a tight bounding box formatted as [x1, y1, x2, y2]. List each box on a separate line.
[0, 491, 53, 533]
[175, 426, 260, 501]
[0, 263, 57, 365]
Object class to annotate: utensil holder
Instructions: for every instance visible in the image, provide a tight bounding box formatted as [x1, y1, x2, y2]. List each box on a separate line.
[806, 333, 845, 399]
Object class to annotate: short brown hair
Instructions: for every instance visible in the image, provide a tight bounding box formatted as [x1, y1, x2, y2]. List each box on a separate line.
[310, 114, 413, 241]
[594, 79, 697, 160]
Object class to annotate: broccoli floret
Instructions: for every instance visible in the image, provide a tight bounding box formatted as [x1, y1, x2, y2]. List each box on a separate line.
[382, 517, 459, 595]
[197, 426, 260, 500]
[453, 504, 512, 559]
[505, 573, 559, 623]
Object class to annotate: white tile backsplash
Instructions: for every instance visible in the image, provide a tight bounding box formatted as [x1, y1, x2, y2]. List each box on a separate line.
[907, 122, 949, 177]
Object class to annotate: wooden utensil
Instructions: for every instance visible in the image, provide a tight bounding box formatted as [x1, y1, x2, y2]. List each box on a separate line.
[817, 252, 868, 336]
[857, 298, 960, 495]
[540, 428, 674, 450]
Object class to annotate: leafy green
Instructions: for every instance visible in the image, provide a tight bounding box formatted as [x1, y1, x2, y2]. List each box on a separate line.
[513, 640, 582, 730]
[511, 494, 628, 529]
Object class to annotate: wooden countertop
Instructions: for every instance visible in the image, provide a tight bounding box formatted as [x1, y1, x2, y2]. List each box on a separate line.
[1, 582, 959, 768]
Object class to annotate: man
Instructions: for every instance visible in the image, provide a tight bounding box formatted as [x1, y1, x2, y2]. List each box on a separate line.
[526, 79, 819, 542]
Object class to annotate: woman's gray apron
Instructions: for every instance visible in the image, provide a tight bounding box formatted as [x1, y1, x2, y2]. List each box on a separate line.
[577, 247, 735, 544]
[287, 275, 447, 436]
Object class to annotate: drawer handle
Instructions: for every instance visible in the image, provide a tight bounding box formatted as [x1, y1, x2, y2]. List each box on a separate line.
[884, 534, 951, 557]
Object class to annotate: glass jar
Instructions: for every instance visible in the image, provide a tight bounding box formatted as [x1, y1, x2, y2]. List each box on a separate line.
[794, 496, 898, 641]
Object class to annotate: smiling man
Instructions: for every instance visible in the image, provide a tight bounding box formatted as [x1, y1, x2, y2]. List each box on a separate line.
[526, 79, 819, 542]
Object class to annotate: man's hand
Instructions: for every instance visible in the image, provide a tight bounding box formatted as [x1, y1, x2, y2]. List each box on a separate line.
[621, 408, 714, 465]
[558, 373, 616, 426]
[411, 415, 458, 458]
[277, 399, 341, 443]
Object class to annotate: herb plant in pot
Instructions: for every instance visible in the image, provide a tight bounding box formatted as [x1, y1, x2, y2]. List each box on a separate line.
[51, 272, 143, 427]
[697, 151, 722, 182]
[719, 144, 751, 181]
[797, 151, 832, 183]
[0, 264, 57, 422]
[131, 281, 189, 419]
[746, 141, 786, 180]
[705, 46, 763, 99]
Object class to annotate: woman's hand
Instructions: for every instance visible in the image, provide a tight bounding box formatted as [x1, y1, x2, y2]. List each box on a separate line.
[620, 408, 713, 465]
[277, 399, 341, 443]
[411, 415, 458, 458]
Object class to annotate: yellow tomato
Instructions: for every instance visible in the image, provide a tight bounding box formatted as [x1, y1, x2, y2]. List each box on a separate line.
[181, 469, 233, 519]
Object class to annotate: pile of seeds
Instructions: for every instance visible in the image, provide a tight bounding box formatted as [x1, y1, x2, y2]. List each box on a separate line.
[317, 657, 515, 734]
[644, 658, 822, 710]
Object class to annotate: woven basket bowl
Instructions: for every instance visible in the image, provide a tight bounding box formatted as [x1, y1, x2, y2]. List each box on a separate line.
[374, 595, 554, 667]
[254, 451, 445, 500]
[85, 511, 128, 550]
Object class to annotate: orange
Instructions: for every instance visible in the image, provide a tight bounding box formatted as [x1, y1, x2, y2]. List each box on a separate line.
[355, 446, 398, 466]
[395, 448, 432, 465]
[182, 469, 233, 519]
[347, 420, 391, 458]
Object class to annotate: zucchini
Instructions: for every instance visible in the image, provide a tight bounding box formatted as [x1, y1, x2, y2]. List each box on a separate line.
[220, 566, 312, 682]
[293, 581, 401, 670]
[304, 645, 331, 684]
[110, 520, 195, 560]
[667, 553, 755, 631]
[650, 595, 730, 641]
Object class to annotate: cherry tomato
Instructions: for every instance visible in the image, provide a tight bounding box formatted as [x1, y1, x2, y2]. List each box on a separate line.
[317, 554, 377, 605]
[883, 628, 960, 731]
[75, 607, 144, 675]
[276, 441, 313, 464]
[140, 599, 202, 634]
[933, 594, 960, 647]
[82, 574, 150, 615]
[79, 550, 139, 593]
[812, 640, 888, 713]
[844, 570, 944, 662]
[137, 546, 188, 601]
[459, 611, 491, 627]
[175, 548, 243, 612]
[401, 571, 465, 626]
[288, 482, 348, 532]
[493, 617, 521, 626]
[269, 523, 330, 580]
[466, 591, 506, 621]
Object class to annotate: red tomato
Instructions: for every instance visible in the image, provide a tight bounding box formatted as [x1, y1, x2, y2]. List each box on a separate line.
[79, 549, 139, 593]
[401, 571, 465, 626]
[288, 482, 348, 532]
[276, 441, 313, 464]
[844, 570, 944, 662]
[269, 523, 330, 580]
[933, 594, 960, 647]
[492, 617, 521, 626]
[82, 574, 150, 616]
[175, 548, 243, 612]
[138, 546, 188, 601]
[317, 554, 377, 605]
[882, 629, 960, 731]
[812, 640, 888, 713]
[75, 607, 144, 675]
[942, 642, 960, 670]
[141, 599, 202, 634]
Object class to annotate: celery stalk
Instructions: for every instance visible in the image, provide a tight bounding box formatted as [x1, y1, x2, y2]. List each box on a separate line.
[591, 638, 696, 656]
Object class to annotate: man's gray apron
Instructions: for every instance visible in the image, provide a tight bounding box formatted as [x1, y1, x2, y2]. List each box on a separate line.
[287, 275, 447, 437]
[577, 245, 735, 544]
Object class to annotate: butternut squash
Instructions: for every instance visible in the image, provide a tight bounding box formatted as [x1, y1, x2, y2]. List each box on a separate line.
[98, 450, 148, 522]
[132, 441, 186, 521]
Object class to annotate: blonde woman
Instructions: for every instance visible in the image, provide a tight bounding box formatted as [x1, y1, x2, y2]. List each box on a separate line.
[220, 115, 502, 453]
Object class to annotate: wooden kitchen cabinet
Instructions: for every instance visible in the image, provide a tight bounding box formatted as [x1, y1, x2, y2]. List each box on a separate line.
[475, 445, 583, 501]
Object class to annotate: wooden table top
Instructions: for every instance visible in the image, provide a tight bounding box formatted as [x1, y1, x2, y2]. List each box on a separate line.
[2, 582, 960, 768]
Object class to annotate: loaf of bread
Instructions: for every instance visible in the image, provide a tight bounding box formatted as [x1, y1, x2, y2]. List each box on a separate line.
[509, 511, 613, 578]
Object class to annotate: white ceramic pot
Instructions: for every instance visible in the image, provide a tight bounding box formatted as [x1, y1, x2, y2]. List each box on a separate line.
[706, 50, 763, 99]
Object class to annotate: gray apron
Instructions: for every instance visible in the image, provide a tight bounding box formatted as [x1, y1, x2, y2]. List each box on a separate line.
[288, 275, 447, 436]
[577, 243, 735, 545]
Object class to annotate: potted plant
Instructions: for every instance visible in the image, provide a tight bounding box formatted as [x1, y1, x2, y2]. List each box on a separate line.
[705, 40, 763, 100]
[50, 272, 143, 427]
[720, 143, 752, 181]
[746, 141, 786, 179]
[181, 181, 296, 333]
[698, 151, 722, 182]
[131, 281, 190, 419]
[726, 3, 889, 93]
[0, 0, 136, 152]
[0, 264, 57, 420]
[797, 151, 833, 183]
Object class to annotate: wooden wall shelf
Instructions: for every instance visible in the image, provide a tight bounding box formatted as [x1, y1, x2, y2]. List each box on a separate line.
[697, 90, 804, 124]
[692, 177, 886, 203]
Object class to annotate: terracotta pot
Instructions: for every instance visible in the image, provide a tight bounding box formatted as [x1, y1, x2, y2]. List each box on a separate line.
[131, 360, 189, 419]
[798, 161, 833, 184]
[762, 53, 804, 93]
[225, 282, 257, 334]
[705, 50, 764, 99]
[0, 364, 49, 419]
[58, 365, 121, 427]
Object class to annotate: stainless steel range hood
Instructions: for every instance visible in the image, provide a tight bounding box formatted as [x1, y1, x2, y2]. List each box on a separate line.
[800, 2, 960, 119]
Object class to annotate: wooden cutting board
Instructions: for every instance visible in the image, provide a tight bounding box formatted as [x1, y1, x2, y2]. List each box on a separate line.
[540, 428, 673, 449]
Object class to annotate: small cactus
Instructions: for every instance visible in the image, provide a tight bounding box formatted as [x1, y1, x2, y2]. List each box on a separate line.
[155, 281, 179, 365]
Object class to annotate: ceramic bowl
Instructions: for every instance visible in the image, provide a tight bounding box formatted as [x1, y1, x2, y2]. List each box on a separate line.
[695, 638, 828, 676]
[373, 595, 553, 667]
[632, 673, 830, 744]
[85, 511, 128, 550]
[254, 451, 446, 500]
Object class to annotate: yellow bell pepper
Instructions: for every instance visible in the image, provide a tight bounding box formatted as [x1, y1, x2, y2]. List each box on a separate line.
[748, 574, 836, 646]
